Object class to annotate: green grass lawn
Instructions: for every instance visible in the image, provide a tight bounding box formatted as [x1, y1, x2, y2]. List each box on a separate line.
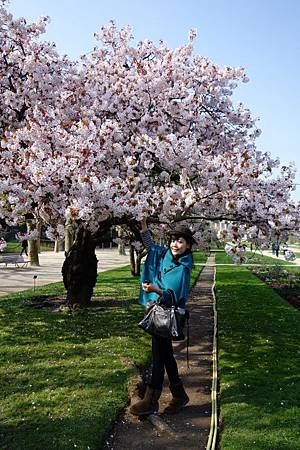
[2, 241, 21, 253]
[192, 250, 208, 268]
[0, 252, 205, 450]
[215, 250, 297, 268]
[247, 253, 296, 266]
[216, 261, 300, 449]
[2, 240, 54, 253]
[214, 251, 235, 265]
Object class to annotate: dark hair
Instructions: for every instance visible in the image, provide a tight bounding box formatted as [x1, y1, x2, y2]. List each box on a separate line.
[167, 225, 196, 247]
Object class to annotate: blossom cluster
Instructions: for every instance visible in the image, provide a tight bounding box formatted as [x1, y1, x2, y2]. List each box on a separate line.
[15, 231, 38, 241]
[283, 250, 296, 262]
[224, 243, 248, 264]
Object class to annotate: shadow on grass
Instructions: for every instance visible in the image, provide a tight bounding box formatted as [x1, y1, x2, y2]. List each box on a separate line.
[0, 400, 122, 450]
[1, 297, 146, 346]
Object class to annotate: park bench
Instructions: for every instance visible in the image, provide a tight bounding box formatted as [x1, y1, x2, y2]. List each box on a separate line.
[0, 254, 29, 268]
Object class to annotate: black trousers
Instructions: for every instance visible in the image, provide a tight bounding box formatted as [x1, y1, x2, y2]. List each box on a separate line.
[150, 335, 180, 390]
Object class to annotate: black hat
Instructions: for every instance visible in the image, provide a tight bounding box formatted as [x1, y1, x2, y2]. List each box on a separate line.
[168, 225, 197, 245]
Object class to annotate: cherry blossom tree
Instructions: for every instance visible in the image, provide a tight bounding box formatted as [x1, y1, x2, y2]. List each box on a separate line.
[0, 8, 299, 306]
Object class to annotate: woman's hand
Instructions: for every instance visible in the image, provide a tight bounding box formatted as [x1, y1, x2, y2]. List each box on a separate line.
[140, 218, 148, 231]
[142, 282, 163, 296]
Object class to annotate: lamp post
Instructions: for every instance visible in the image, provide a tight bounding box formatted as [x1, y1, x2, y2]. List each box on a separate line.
[33, 275, 37, 291]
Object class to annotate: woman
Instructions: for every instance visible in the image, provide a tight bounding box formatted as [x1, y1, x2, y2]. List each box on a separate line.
[130, 219, 195, 416]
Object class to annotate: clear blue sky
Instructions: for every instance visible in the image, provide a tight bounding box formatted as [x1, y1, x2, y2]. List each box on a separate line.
[8, 0, 300, 200]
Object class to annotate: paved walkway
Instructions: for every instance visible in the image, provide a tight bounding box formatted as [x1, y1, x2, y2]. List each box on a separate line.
[104, 256, 216, 450]
[1, 248, 298, 298]
[261, 250, 300, 266]
[0, 248, 129, 297]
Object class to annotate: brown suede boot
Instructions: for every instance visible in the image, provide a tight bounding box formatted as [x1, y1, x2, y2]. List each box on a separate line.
[163, 381, 189, 414]
[129, 386, 162, 416]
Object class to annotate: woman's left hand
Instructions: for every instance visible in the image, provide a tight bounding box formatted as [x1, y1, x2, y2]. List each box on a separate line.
[142, 282, 162, 296]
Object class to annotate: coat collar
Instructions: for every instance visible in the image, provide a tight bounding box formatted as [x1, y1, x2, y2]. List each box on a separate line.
[164, 248, 192, 269]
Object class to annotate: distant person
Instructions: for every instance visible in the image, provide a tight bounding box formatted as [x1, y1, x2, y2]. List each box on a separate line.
[273, 243, 280, 258]
[0, 237, 7, 252]
[20, 239, 28, 256]
[271, 243, 276, 255]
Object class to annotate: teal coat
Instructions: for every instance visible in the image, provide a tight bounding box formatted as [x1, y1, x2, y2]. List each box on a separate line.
[139, 243, 192, 308]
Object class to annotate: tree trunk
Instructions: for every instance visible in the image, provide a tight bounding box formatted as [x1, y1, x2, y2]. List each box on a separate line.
[65, 219, 74, 252]
[135, 252, 143, 277]
[116, 225, 126, 255]
[26, 220, 40, 266]
[129, 244, 136, 276]
[118, 242, 126, 255]
[36, 220, 42, 253]
[62, 225, 98, 308]
[54, 239, 64, 252]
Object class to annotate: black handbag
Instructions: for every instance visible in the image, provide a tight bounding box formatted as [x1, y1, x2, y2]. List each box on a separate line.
[138, 290, 189, 341]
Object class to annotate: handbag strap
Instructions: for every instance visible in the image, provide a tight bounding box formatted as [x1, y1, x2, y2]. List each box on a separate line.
[169, 289, 190, 368]
[186, 313, 190, 369]
[167, 289, 177, 307]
